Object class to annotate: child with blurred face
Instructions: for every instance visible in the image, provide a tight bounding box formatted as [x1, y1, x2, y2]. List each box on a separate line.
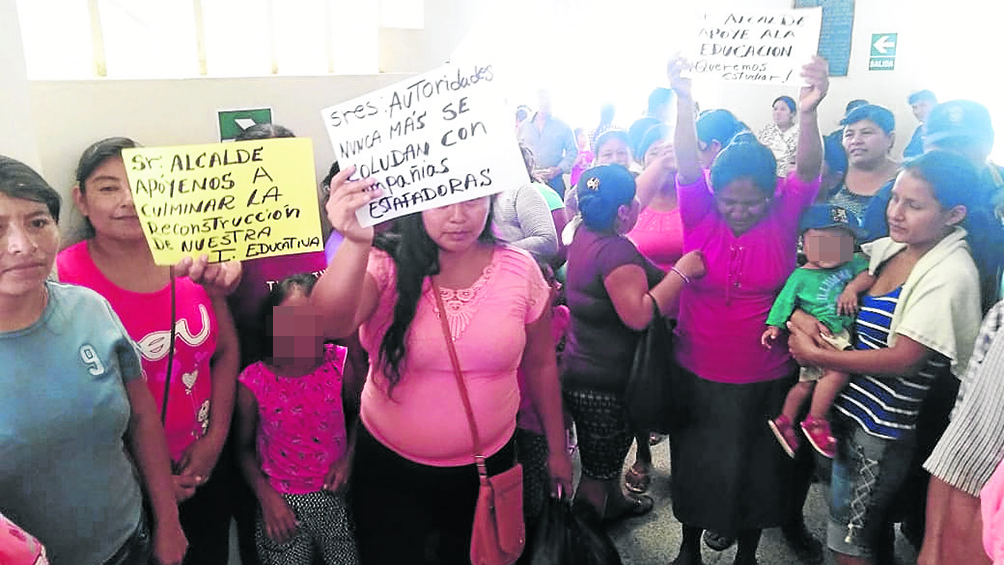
[763, 205, 876, 459]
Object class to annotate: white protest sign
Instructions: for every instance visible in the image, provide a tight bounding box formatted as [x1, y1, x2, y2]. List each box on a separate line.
[686, 7, 822, 85]
[321, 62, 526, 227]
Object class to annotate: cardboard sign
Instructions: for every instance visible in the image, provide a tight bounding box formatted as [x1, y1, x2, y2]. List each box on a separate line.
[321, 62, 526, 227]
[123, 138, 323, 265]
[686, 8, 823, 85]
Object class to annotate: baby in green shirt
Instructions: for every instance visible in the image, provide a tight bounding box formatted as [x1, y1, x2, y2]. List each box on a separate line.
[763, 205, 875, 458]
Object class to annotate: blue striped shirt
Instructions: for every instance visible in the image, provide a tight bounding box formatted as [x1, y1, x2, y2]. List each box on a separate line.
[834, 287, 950, 440]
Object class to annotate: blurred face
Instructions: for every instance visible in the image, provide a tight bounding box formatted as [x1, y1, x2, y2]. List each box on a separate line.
[537, 90, 552, 116]
[912, 100, 935, 123]
[842, 120, 894, 169]
[421, 197, 490, 254]
[772, 100, 795, 128]
[0, 194, 59, 301]
[269, 287, 323, 365]
[714, 178, 772, 235]
[886, 171, 965, 251]
[74, 155, 144, 242]
[595, 138, 631, 168]
[643, 139, 677, 172]
[575, 131, 589, 150]
[802, 227, 855, 269]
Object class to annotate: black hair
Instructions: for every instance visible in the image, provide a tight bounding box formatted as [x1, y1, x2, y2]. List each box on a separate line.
[908, 90, 937, 105]
[845, 99, 869, 115]
[823, 129, 848, 174]
[773, 96, 796, 114]
[321, 160, 341, 196]
[75, 137, 140, 238]
[594, 129, 631, 156]
[371, 204, 496, 392]
[697, 109, 745, 149]
[0, 155, 61, 221]
[235, 123, 295, 141]
[577, 164, 637, 233]
[637, 124, 671, 162]
[709, 135, 777, 196]
[902, 151, 1004, 313]
[647, 88, 673, 114]
[258, 272, 318, 362]
[76, 137, 139, 192]
[841, 104, 896, 134]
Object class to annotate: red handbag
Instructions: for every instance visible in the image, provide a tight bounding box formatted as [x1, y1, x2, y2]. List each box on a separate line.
[432, 279, 526, 565]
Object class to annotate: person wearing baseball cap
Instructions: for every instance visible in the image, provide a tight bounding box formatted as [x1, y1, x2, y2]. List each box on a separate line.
[903, 90, 938, 160]
[763, 204, 874, 461]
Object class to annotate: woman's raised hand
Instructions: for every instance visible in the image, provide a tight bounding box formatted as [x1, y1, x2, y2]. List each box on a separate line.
[667, 56, 693, 100]
[325, 165, 380, 245]
[799, 56, 829, 113]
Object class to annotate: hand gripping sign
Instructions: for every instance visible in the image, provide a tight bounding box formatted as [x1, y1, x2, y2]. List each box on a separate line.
[321, 62, 528, 227]
[124, 138, 323, 265]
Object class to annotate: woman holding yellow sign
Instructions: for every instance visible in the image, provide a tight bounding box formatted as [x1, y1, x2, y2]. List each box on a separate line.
[56, 137, 241, 565]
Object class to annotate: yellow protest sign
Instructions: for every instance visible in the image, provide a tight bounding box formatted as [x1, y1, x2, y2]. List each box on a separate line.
[122, 138, 322, 265]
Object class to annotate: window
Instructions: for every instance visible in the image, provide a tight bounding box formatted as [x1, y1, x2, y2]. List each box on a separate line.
[16, 0, 409, 79]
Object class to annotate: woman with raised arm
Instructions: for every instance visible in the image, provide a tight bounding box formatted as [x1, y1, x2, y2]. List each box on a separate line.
[311, 169, 573, 564]
[665, 56, 828, 565]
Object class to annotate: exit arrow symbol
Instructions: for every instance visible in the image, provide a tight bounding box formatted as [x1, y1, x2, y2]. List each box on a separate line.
[873, 35, 895, 55]
[235, 117, 257, 130]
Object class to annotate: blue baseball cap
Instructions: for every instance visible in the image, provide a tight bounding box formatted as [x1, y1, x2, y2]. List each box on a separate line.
[799, 204, 865, 238]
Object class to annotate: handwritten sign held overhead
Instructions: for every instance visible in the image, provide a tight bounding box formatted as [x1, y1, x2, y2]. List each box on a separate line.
[321, 62, 527, 227]
[123, 138, 323, 265]
[685, 8, 823, 85]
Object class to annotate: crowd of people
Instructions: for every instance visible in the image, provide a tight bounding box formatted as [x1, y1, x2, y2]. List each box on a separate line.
[3, 52, 1004, 565]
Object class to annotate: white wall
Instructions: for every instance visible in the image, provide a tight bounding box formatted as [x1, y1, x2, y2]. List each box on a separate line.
[17, 0, 996, 240]
[0, 0, 41, 170]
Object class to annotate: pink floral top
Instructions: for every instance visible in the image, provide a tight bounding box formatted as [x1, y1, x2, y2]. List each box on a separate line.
[675, 173, 819, 384]
[360, 246, 549, 466]
[627, 206, 685, 271]
[0, 513, 47, 565]
[239, 344, 349, 494]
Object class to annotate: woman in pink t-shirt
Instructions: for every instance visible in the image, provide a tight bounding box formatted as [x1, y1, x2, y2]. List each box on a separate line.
[312, 167, 574, 564]
[663, 57, 828, 565]
[57, 137, 240, 565]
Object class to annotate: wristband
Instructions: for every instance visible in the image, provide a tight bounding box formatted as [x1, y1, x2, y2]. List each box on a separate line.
[670, 266, 691, 285]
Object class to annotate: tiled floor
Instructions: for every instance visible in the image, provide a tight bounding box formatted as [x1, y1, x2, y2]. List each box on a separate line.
[227, 439, 922, 565]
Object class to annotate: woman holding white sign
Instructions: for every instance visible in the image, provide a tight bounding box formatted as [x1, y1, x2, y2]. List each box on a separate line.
[56, 138, 240, 565]
[313, 169, 574, 564]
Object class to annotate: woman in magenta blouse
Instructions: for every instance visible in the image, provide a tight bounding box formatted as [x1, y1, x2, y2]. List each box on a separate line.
[665, 56, 829, 565]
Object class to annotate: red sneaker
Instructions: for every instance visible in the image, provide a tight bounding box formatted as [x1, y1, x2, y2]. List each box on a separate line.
[768, 415, 800, 458]
[801, 415, 836, 458]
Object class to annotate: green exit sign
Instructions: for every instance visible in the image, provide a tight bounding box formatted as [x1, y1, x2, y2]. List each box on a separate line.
[868, 33, 897, 71]
[217, 107, 273, 141]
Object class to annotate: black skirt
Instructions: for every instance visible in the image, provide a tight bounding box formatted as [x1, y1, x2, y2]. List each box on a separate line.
[669, 365, 797, 536]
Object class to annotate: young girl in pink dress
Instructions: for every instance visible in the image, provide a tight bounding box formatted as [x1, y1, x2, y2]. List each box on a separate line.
[235, 273, 359, 565]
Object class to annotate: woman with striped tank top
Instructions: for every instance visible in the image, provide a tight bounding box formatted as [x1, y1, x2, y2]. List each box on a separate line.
[787, 150, 998, 565]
